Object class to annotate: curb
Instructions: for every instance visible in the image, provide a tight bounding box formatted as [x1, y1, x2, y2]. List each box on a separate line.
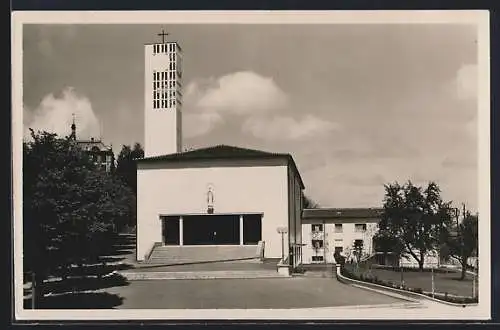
[118, 270, 290, 280]
[350, 283, 421, 304]
[335, 266, 478, 308]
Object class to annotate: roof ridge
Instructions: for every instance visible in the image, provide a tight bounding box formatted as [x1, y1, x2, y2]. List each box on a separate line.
[136, 144, 305, 189]
[184, 144, 279, 155]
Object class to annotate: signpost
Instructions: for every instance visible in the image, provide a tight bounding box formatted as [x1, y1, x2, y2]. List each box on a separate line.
[277, 227, 288, 261]
[431, 265, 435, 298]
[472, 256, 478, 299]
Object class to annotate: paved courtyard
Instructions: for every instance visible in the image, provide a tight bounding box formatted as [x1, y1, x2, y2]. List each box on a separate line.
[105, 277, 409, 309]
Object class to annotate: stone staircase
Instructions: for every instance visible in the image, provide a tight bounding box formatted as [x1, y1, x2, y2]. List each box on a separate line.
[146, 245, 262, 265]
[118, 243, 284, 280]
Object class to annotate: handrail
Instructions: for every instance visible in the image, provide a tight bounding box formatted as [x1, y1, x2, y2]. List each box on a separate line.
[144, 242, 162, 262]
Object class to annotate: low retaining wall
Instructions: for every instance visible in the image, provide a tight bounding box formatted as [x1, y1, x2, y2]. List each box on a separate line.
[335, 265, 478, 308]
[277, 258, 290, 277]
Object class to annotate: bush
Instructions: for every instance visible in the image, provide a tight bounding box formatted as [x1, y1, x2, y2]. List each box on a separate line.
[341, 267, 478, 305]
[427, 293, 478, 304]
[293, 266, 306, 274]
[412, 287, 423, 294]
[333, 252, 346, 266]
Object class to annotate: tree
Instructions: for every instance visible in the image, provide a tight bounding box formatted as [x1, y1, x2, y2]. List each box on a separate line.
[115, 143, 144, 194]
[373, 229, 405, 266]
[443, 209, 478, 280]
[303, 194, 319, 209]
[23, 130, 135, 306]
[378, 181, 452, 271]
[353, 240, 364, 263]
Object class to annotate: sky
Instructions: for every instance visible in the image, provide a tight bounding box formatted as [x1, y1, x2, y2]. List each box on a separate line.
[22, 23, 479, 210]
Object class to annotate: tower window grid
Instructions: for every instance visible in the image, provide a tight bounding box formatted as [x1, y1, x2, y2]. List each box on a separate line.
[152, 42, 182, 110]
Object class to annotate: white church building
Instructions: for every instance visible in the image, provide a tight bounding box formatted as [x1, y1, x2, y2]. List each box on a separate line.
[136, 33, 304, 266]
[135, 32, 386, 269]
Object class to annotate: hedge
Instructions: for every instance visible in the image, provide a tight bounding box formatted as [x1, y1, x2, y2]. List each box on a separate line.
[340, 266, 478, 304]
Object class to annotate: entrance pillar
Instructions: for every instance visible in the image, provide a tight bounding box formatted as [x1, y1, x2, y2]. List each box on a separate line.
[239, 215, 244, 245]
[179, 216, 184, 246]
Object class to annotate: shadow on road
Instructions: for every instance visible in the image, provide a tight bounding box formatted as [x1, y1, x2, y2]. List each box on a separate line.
[25, 292, 124, 309]
[44, 273, 130, 295]
[25, 233, 136, 309]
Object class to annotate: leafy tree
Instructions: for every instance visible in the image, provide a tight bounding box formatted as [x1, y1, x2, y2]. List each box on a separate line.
[353, 240, 364, 263]
[378, 181, 452, 271]
[373, 229, 405, 266]
[115, 143, 144, 194]
[23, 130, 135, 306]
[443, 209, 478, 280]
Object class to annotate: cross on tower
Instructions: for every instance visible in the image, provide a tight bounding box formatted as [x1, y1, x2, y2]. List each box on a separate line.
[157, 29, 169, 44]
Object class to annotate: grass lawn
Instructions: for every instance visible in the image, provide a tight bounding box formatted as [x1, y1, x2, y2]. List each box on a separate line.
[345, 264, 478, 298]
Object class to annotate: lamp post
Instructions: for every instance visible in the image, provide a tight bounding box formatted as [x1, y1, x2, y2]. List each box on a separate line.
[473, 255, 478, 299]
[277, 227, 288, 261]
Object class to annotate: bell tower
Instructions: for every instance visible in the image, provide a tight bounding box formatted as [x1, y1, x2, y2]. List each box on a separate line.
[144, 29, 183, 157]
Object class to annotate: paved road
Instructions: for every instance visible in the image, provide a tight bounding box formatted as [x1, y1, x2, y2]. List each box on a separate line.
[105, 277, 409, 309]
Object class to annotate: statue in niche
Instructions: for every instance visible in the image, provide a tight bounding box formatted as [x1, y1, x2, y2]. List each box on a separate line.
[207, 184, 215, 214]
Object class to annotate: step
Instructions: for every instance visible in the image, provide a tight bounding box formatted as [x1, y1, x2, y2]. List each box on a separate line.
[147, 246, 261, 264]
[147, 257, 262, 265]
[119, 270, 289, 280]
[302, 271, 335, 278]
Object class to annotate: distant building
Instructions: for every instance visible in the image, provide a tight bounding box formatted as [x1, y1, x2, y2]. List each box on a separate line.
[69, 118, 115, 173]
[301, 208, 382, 264]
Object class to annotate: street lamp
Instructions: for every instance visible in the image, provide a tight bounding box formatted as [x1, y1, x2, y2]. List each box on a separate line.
[277, 226, 288, 261]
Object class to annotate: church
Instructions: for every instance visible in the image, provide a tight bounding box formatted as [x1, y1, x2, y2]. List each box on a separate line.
[135, 33, 305, 267]
[135, 32, 383, 269]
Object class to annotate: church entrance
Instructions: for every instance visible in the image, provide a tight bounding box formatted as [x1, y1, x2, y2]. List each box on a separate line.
[161, 213, 263, 246]
[162, 216, 180, 245]
[183, 214, 240, 245]
[243, 214, 262, 245]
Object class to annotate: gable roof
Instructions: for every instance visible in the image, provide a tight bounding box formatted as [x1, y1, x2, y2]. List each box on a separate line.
[136, 144, 305, 188]
[302, 207, 384, 219]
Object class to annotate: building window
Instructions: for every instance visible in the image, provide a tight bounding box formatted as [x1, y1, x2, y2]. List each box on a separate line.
[312, 256, 324, 262]
[334, 224, 343, 233]
[312, 239, 323, 249]
[311, 224, 323, 232]
[355, 224, 367, 232]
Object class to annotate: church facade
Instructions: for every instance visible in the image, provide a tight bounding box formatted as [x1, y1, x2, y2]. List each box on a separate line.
[136, 145, 304, 262]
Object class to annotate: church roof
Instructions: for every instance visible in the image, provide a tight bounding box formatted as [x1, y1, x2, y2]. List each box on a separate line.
[136, 144, 305, 188]
[75, 139, 113, 152]
[302, 207, 384, 219]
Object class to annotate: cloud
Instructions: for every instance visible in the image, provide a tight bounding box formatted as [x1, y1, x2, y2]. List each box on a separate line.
[36, 25, 78, 58]
[183, 112, 223, 138]
[242, 114, 340, 141]
[193, 71, 288, 114]
[454, 64, 477, 100]
[37, 38, 54, 58]
[24, 87, 100, 140]
[182, 71, 289, 137]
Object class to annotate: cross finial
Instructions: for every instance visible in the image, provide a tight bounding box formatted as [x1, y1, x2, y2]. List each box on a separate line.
[157, 28, 169, 44]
